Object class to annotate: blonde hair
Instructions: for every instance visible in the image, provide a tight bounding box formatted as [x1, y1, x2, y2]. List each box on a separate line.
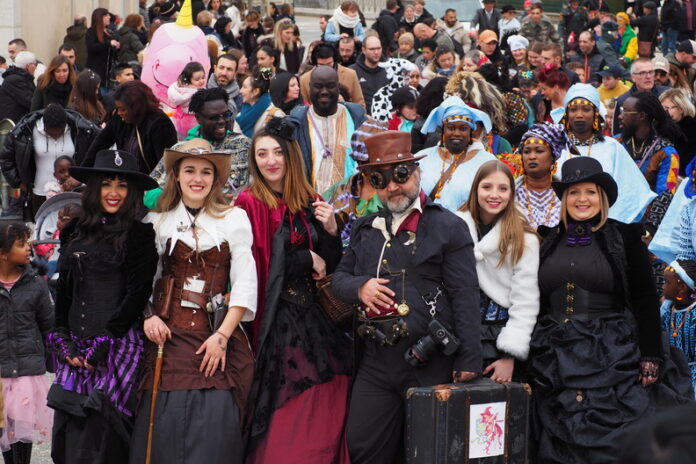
[660, 88, 696, 119]
[398, 32, 415, 46]
[460, 160, 536, 266]
[273, 19, 295, 51]
[559, 184, 609, 231]
[155, 157, 233, 217]
[248, 132, 317, 214]
[197, 10, 215, 27]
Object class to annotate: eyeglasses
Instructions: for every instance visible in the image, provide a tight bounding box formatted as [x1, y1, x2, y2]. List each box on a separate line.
[367, 163, 418, 189]
[201, 111, 233, 122]
[663, 105, 678, 111]
[631, 70, 654, 77]
[654, 70, 668, 76]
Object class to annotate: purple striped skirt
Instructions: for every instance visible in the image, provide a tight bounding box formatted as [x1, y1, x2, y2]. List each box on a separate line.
[47, 328, 143, 417]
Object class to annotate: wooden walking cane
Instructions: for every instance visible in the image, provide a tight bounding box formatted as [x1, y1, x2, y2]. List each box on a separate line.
[145, 344, 165, 464]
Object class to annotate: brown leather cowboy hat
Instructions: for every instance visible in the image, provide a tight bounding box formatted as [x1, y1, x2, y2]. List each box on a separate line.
[163, 138, 231, 181]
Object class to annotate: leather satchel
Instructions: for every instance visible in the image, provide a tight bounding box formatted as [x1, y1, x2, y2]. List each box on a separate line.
[316, 274, 356, 327]
[152, 275, 174, 320]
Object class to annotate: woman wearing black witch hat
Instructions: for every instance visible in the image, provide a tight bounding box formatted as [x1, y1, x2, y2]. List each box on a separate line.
[529, 156, 693, 463]
[47, 149, 158, 463]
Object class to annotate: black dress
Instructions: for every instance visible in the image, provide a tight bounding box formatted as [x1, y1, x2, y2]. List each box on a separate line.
[530, 219, 693, 463]
[47, 219, 158, 464]
[244, 202, 352, 461]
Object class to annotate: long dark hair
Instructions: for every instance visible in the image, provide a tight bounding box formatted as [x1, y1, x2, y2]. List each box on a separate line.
[69, 70, 106, 124]
[91, 8, 111, 43]
[633, 91, 687, 146]
[112, 80, 161, 125]
[74, 174, 143, 252]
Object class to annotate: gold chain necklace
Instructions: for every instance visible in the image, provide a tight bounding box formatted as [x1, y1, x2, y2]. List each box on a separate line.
[629, 137, 648, 159]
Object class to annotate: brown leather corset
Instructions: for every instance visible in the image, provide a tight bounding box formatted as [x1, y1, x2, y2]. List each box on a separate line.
[161, 239, 231, 332]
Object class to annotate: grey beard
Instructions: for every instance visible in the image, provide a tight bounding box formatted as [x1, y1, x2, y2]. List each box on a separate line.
[386, 189, 420, 214]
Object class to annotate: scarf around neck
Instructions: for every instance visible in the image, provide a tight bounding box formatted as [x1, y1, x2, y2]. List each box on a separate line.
[236, 92, 271, 137]
[333, 7, 360, 29]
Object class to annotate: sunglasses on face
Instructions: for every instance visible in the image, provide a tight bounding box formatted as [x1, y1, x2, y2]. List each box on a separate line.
[367, 163, 418, 189]
[201, 111, 233, 122]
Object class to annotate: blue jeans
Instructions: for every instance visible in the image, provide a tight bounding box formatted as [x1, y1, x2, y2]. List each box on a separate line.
[662, 28, 679, 56]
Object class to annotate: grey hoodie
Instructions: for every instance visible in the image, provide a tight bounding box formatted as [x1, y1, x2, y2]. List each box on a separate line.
[207, 73, 242, 118]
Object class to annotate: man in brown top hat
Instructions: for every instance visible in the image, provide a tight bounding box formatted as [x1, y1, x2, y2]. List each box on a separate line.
[332, 130, 481, 464]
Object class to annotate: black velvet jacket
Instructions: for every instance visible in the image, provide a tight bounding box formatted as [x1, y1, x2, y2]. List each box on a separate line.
[55, 219, 158, 339]
[538, 219, 662, 359]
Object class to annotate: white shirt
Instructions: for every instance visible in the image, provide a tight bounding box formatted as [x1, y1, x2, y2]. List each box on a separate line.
[32, 118, 74, 196]
[144, 201, 258, 321]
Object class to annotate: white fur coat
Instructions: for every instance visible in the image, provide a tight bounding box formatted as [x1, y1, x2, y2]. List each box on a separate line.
[456, 211, 540, 360]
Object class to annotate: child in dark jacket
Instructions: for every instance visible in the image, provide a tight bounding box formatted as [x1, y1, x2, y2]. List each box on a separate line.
[388, 86, 419, 133]
[0, 221, 54, 464]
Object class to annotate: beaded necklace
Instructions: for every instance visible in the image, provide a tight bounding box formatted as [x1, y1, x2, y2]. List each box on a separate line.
[671, 301, 696, 339]
[522, 179, 556, 228]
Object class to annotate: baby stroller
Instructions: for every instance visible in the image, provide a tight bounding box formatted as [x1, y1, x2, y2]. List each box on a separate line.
[32, 192, 81, 284]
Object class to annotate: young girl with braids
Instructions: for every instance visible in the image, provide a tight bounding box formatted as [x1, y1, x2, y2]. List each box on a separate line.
[661, 260, 696, 397]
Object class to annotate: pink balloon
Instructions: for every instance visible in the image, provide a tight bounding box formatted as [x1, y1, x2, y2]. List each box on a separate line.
[141, 22, 210, 106]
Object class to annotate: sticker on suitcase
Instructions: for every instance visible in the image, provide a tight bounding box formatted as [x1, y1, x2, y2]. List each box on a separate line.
[468, 401, 506, 459]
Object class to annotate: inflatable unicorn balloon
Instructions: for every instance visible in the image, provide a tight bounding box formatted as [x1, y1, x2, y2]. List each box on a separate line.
[140, 0, 210, 107]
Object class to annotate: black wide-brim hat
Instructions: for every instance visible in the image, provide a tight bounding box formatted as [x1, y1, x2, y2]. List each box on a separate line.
[552, 156, 618, 206]
[70, 149, 159, 191]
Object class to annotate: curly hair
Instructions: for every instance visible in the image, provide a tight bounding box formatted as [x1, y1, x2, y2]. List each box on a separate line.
[445, 71, 507, 132]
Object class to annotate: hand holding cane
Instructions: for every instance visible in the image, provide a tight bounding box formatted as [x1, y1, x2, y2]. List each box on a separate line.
[145, 344, 164, 464]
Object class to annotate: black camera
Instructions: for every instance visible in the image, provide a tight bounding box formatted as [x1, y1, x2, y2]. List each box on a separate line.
[404, 319, 460, 366]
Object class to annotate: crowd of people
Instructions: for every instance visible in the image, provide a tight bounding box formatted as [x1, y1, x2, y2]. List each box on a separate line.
[1, 0, 696, 463]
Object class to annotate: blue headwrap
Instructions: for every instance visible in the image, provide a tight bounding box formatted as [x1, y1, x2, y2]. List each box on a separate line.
[684, 157, 696, 199]
[563, 83, 601, 110]
[420, 96, 482, 134]
[517, 123, 575, 160]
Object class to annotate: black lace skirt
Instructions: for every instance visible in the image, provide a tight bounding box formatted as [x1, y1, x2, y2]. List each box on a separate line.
[529, 312, 694, 464]
[248, 282, 353, 447]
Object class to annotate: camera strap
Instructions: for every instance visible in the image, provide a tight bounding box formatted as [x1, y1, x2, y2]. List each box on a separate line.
[385, 215, 442, 317]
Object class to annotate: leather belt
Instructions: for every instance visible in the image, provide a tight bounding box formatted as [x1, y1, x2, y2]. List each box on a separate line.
[357, 316, 409, 346]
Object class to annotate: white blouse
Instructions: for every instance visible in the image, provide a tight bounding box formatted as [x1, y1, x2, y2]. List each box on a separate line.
[144, 201, 258, 321]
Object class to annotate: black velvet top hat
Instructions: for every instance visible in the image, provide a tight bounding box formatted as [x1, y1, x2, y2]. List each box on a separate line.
[552, 156, 618, 206]
[70, 150, 159, 191]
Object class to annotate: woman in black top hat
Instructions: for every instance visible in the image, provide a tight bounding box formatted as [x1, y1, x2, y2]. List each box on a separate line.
[529, 156, 693, 464]
[47, 149, 158, 464]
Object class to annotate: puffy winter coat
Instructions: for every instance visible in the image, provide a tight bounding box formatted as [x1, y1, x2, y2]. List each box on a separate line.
[0, 265, 53, 378]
